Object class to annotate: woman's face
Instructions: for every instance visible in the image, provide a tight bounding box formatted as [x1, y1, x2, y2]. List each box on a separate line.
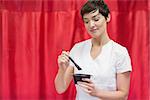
[83, 10, 108, 38]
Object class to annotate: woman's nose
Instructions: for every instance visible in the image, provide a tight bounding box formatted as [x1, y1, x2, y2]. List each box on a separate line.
[89, 21, 95, 28]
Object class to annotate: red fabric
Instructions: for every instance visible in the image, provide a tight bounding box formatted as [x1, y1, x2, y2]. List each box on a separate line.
[0, 0, 149, 100]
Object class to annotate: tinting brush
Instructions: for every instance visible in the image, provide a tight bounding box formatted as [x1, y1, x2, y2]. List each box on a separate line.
[68, 56, 82, 70]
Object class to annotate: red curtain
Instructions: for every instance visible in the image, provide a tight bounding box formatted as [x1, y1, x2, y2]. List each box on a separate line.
[0, 0, 149, 100]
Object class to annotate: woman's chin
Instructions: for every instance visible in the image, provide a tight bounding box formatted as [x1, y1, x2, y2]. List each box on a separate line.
[90, 33, 101, 38]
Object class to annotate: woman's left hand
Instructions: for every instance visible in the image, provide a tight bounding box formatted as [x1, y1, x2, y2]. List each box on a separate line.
[77, 78, 99, 96]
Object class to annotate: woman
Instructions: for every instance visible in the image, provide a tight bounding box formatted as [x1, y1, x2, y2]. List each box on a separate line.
[55, 0, 132, 100]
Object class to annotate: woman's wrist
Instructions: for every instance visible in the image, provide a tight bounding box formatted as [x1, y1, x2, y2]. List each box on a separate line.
[93, 88, 102, 98]
[58, 68, 66, 74]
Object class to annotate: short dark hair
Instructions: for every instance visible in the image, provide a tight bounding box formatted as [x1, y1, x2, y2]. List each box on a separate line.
[80, 0, 110, 19]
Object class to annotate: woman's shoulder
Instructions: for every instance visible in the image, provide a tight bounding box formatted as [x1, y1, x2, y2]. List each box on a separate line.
[111, 40, 129, 56]
[73, 39, 91, 48]
[70, 39, 91, 56]
[70, 39, 91, 53]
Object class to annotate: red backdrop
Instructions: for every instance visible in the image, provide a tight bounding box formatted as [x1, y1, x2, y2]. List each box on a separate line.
[0, 0, 149, 100]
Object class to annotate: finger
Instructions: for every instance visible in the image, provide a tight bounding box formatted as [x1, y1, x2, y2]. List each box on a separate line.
[58, 54, 69, 61]
[60, 53, 69, 61]
[80, 86, 92, 93]
[60, 58, 69, 63]
[61, 55, 69, 61]
[78, 81, 95, 89]
[78, 82, 93, 91]
[58, 56, 68, 62]
[82, 78, 93, 83]
[61, 56, 69, 62]
[62, 51, 69, 56]
[78, 83, 92, 93]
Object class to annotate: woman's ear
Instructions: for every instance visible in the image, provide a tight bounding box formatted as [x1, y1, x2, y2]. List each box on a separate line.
[106, 14, 111, 22]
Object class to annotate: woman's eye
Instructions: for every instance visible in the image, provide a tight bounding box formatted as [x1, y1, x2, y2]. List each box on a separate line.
[84, 21, 89, 24]
[94, 18, 99, 21]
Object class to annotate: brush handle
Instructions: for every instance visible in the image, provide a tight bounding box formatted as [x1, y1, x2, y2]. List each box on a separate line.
[68, 56, 82, 70]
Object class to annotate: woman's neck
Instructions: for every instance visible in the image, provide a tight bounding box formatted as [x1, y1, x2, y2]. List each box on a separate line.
[92, 33, 110, 46]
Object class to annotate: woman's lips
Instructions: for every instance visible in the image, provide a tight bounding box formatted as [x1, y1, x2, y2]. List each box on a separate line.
[90, 29, 97, 32]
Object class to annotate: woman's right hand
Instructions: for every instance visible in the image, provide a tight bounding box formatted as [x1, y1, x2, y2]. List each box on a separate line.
[58, 51, 70, 72]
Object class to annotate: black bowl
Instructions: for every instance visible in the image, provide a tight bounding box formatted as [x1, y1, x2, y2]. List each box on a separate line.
[73, 74, 91, 84]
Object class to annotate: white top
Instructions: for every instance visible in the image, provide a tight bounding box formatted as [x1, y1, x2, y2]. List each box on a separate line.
[69, 39, 132, 100]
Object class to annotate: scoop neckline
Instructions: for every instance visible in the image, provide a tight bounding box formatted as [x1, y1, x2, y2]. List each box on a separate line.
[88, 39, 112, 61]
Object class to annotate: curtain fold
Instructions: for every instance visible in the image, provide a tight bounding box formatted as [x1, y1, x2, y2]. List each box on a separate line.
[0, 0, 149, 100]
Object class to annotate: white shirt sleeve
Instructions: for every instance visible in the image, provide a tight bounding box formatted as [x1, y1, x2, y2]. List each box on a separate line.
[69, 44, 78, 67]
[116, 48, 132, 73]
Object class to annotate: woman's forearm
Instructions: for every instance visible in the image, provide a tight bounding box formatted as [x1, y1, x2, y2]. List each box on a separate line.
[54, 69, 67, 94]
[95, 90, 128, 100]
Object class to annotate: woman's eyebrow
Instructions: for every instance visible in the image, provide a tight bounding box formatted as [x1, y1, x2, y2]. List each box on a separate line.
[92, 13, 100, 18]
[83, 18, 89, 21]
[83, 13, 100, 20]
[83, 16, 89, 19]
